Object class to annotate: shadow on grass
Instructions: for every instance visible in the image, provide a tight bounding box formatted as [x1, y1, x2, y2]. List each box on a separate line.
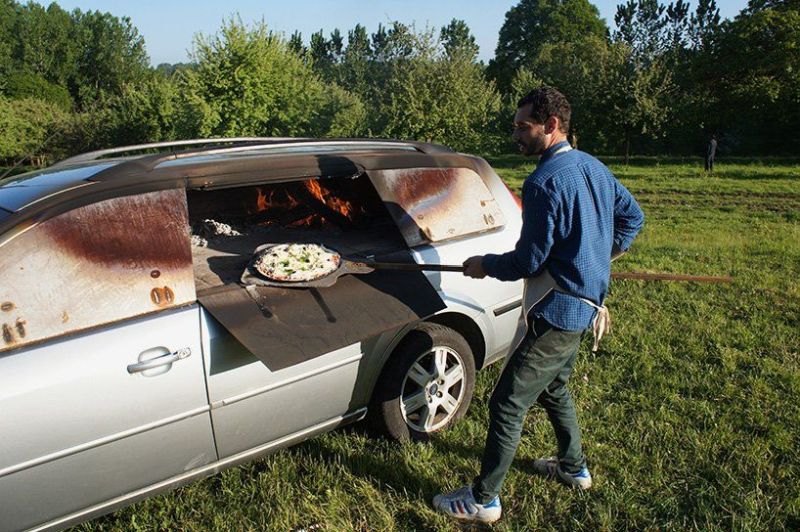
[282, 420, 499, 528]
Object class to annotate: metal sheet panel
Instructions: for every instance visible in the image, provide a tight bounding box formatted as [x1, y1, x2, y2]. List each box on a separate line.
[367, 167, 506, 247]
[198, 250, 445, 371]
[0, 189, 196, 353]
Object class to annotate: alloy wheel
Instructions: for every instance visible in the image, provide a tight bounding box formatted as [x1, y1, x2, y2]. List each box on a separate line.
[399, 345, 466, 433]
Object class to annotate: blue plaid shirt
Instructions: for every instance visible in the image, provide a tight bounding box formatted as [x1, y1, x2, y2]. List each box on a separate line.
[483, 141, 644, 331]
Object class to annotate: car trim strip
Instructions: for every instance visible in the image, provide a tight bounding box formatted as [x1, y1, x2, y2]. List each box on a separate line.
[0, 405, 211, 479]
[212, 353, 364, 408]
[29, 407, 368, 532]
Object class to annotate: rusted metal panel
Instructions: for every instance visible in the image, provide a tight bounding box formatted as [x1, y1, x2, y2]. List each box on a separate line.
[367, 167, 506, 247]
[0, 189, 195, 353]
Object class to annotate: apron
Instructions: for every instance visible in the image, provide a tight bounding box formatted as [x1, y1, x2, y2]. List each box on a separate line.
[505, 268, 610, 358]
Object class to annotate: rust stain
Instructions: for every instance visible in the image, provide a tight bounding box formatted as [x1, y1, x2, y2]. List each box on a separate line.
[391, 170, 451, 207]
[41, 189, 192, 271]
[15, 319, 26, 338]
[150, 286, 175, 307]
[2, 324, 13, 345]
[61, 311, 69, 323]
[1, 302, 14, 312]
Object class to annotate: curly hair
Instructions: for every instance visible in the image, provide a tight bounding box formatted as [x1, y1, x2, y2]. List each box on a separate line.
[518, 87, 571, 134]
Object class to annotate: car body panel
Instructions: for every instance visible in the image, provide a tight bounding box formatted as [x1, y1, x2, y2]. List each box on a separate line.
[0, 306, 215, 532]
[200, 309, 365, 457]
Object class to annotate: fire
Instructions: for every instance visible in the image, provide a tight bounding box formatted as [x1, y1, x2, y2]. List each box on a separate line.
[304, 179, 356, 220]
[252, 179, 363, 227]
[255, 187, 270, 212]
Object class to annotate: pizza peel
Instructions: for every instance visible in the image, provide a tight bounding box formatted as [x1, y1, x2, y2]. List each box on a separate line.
[241, 243, 465, 289]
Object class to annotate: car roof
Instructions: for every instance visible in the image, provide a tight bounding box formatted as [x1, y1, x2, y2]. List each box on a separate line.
[0, 137, 482, 240]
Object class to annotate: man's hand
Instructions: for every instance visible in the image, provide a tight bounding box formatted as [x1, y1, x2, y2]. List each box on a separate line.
[463, 256, 487, 279]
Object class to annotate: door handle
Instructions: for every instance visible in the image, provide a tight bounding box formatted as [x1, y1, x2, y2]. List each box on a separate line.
[127, 347, 192, 374]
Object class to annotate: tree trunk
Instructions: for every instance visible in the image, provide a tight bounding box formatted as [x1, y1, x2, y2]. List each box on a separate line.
[625, 131, 631, 166]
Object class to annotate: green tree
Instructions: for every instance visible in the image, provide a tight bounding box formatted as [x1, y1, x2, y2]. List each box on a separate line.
[0, 0, 17, 84]
[603, 43, 673, 161]
[338, 24, 371, 96]
[614, 0, 667, 62]
[288, 30, 306, 57]
[440, 19, 479, 61]
[534, 36, 616, 151]
[71, 9, 149, 106]
[712, 2, 800, 152]
[314, 83, 368, 137]
[3, 71, 73, 109]
[15, 2, 77, 87]
[380, 26, 501, 153]
[176, 18, 327, 138]
[688, 0, 721, 50]
[489, 0, 608, 93]
[310, 29, 333, 77]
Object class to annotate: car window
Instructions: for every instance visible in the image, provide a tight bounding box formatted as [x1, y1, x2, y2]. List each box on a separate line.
[0, 189, 196, 353]
[367, 167, 506, 247]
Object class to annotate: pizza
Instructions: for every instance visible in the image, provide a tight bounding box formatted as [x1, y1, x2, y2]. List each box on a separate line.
[253, 243, 341, 282]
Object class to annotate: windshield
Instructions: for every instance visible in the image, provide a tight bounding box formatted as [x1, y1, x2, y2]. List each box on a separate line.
[0, 162, 117, 188]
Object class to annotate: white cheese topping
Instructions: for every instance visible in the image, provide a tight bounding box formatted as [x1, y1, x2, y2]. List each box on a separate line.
[254, 243, 341, 282]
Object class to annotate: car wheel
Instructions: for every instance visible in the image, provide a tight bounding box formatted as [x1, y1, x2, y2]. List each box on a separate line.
[371, 323, 476, 441]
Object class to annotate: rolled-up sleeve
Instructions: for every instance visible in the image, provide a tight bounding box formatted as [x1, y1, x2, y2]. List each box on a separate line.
[612, 179, 645, 251]
[482, 182, 556, 281]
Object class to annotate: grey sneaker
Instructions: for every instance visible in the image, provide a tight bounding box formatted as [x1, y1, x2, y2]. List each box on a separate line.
[432, 485, 502, 524]
[532, 456, 593, 490]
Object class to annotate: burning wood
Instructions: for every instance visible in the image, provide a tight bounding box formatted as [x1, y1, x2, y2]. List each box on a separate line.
[249, 179, 369, 229]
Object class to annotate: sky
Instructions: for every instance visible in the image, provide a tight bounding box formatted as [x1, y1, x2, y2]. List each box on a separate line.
[55, 0, 751, 66]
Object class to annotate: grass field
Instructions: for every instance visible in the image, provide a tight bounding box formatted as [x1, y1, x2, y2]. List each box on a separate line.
[75, 156, 799, 531]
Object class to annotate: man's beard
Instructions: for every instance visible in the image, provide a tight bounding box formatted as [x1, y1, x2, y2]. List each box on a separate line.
[518, 134, 547, 157]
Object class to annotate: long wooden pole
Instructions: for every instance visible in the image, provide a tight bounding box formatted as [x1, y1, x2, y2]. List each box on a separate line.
[611, 272, 733, 283]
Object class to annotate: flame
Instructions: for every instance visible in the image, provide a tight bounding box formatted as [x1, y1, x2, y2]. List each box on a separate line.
[255, 187, 269, 212]
[304, 179, 356, 220]
[251, 179, 362, 227]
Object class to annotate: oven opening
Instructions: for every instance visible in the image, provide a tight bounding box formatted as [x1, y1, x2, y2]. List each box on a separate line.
[187, 174, 408, 293]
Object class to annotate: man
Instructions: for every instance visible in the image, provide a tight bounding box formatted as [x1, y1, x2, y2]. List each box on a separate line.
[432, 87, 645, 524]
[705, 134, 718, 172]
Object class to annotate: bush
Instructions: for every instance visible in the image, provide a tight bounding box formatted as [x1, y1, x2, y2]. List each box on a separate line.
[176, 18, 328, 138]
[0, 96, 70, 165]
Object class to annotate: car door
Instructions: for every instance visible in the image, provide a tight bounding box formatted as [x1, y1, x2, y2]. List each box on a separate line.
[0, 189, 216, 531]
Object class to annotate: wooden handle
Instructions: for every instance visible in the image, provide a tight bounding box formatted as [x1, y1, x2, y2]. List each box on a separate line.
[612, 272, 733, 283]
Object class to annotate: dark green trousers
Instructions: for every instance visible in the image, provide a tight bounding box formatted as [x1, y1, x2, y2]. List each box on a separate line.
[473, 317, 587, 503]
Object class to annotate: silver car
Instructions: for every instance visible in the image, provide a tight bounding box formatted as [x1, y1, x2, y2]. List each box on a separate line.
[0, 138, 524, 531]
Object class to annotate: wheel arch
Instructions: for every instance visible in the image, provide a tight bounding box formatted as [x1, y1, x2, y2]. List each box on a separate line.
[424, 312, 487, 370]
[360, 310, 488, 408]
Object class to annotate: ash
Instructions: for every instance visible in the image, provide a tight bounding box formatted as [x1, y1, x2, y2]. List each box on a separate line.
[190, 235, 209, 248]
[192, 219, 244, 246]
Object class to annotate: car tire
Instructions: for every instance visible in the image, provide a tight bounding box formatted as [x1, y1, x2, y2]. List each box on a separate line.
[371, 322, 476, 442]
